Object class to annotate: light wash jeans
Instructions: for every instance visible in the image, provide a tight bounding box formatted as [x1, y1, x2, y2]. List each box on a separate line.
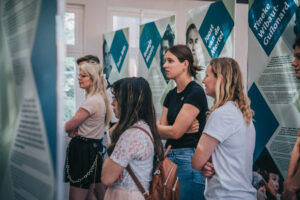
[167, 148, 205, 200]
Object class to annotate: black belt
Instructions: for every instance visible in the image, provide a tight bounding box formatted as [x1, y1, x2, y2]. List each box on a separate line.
[74, 135, 101, 143]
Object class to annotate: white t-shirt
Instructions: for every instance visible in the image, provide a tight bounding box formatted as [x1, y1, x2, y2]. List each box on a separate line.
[203, 101, 257, 200]
[110, 121, 154, 191]
[78, 94, 106, 139]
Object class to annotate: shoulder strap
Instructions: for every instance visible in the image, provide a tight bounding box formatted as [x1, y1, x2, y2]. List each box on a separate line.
[126, 165, 149, 198]
[126, 125, 153, 198]
[131, 125, 154, 143]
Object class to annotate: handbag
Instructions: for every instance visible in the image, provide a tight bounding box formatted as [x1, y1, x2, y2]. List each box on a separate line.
[127, 126, 180, 200]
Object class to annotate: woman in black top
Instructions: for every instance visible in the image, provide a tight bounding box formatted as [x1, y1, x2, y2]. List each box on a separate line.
[157, 44, 208, 200]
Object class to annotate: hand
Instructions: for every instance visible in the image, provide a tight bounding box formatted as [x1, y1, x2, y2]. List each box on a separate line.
[201, 161, 215, 177]
[109, 122, 118, 136]
[282, 178, 297, 200]
[117, 171, 124, 182]
[68, 128, 78, 138]
[257, 186, 267, 200]
[187, 119, 199, 133]
[156, 120, 161, 127]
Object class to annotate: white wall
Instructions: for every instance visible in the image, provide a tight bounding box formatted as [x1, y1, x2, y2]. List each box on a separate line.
[66, 0, 249, 87]
[234, 3, 248, 88]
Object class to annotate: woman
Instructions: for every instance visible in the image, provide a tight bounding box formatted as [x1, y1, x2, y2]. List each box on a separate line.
[192, 57, 257, 199]
[186, 23, 205, 66]
[261, 170, 280, 200]
[256, 167, 281, 200]
[157, 44, 208, 200]
[64, 62, 111, 200]
[101, 77, 163, 200]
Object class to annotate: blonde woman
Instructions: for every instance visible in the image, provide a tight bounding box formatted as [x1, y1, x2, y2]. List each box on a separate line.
[192, 57, 257, 199]
[64, 62, 111, 200]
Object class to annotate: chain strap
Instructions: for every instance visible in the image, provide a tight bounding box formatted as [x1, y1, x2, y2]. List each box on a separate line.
[66, 145, 98, 184]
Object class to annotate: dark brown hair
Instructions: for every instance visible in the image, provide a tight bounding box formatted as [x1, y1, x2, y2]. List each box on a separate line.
[76, 55, 100, 65]
[107, 77, 163, 160]
[166, 44, 202, 79]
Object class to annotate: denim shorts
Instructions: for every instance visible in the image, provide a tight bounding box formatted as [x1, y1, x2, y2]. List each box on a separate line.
[167, 147, 205, 200]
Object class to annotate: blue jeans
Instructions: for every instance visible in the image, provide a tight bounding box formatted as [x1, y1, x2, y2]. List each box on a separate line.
[167, 148, 205, 200]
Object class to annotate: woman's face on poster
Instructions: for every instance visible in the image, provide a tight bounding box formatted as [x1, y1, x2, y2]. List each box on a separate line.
[267, 173, 279, 197]
[103, 42, 112, 79]
[187, 27, 201, 64]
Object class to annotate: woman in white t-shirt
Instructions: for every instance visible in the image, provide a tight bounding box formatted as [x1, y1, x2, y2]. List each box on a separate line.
[101, 77, 163, 200]
[64, 62, 112, 200]
[192, 57, 257, 199]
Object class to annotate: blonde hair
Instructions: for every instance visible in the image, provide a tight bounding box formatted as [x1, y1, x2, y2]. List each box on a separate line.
[207, 57, 254, 124]
[79, 62, 112, 125]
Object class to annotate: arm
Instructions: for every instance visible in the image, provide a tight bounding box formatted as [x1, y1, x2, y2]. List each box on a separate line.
[159, 107, 169, 125]
[101, 158, 123, 186]
[109, 122, 118, 136]
[192, 133, 219, 170]
[102, 128, 145, 186]
[157, 104, 200, 140]
[286, 137, 300, 179]
[64, 108, 89, 132]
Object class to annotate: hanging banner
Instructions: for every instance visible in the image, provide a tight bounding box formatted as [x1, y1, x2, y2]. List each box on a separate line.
[186, 0, 235, 107]
[138, 16, 175, 119]
[248, 0, 299, 199]
[0, 0, 61, 199]
[103, 28, 129, 85]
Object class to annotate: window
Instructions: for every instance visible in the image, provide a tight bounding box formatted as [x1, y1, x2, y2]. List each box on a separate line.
[108, 8, 174, 76]
[64, 4, 83, 121]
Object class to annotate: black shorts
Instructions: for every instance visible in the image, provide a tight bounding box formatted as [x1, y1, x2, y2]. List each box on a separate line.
[64, 136, 104, 189]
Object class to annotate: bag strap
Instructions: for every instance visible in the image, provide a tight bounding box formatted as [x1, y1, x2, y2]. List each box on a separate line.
[126, 125, 172, 198]
[126, 165, 150, 198]
[126, 125, 153, 198]
[131, 126, 171, 158]
[131, 125, 154, 143]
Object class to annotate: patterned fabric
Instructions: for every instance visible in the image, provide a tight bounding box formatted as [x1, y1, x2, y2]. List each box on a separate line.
[110, 121, 154, 191]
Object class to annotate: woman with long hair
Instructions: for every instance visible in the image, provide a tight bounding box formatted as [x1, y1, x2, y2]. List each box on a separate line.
[157, 44, 208, 200]
[192, 57, 257, 199]
[101, 77, 163, 200]
[64, 62, 111, 200]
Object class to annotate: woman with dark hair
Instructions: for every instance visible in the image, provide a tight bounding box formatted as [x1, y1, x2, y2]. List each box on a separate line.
[157, 44, 208, 200]
[192, 57, 257, 199]
[255, 148, 283, 200]
[101, 77, 163, 200]
[259, 170, 280, 200]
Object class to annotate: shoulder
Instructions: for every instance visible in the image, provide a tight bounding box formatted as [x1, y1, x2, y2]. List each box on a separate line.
[85, 94, 104, 103]
[81, 94, 105, 112]
[209, 102, 243, 124]
[166, 87, 177, 98]
[188, 81, 205, 94]
[121, 121, 152, 140]
[164, 88, 177, 106]
[204, 102, 244, 142]
[214, 101, 238, 114]
[184, 82, 206, 99]
[184, 82, 207, 109]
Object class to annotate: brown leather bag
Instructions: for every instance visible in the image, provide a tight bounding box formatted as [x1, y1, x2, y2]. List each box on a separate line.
[127, 126, 180, 200]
